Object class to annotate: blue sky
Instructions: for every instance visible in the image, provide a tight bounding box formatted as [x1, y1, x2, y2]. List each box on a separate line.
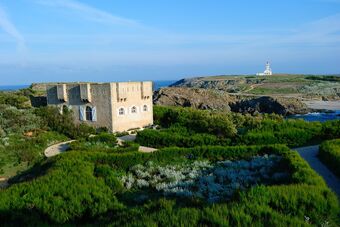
[0, 0, 340, 85]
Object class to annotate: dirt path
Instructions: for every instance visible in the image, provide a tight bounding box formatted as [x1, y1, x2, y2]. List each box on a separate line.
[0, 177, 8, 189]
[117, 134, 157, 153]
[243, 84, 259, 93]
[44, 140, 75, 157]
[294, 145, 340, 198]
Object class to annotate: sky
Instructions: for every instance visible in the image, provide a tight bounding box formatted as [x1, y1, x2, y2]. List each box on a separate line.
[0, 0, 340, 85]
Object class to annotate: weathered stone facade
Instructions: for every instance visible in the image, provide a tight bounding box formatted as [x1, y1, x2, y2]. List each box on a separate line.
[46, 81, 153, 132]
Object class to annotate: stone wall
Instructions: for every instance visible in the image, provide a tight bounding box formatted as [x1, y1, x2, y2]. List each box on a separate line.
[111, 81, 153, 132]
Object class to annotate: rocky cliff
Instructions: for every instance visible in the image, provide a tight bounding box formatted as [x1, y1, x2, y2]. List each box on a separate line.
[170, 77, 264, 93]
[154, 87, 309, 115]
[153, 87, 233, 111]
[230, 96, 309, 115]
[170, 75, 340, 99]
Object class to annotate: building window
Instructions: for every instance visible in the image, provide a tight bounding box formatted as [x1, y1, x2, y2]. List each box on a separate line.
[143, 105, 148, 112]
[119, 108, 125, 115]
[131, 106, 137, 113]
[86, 106, 93, 121]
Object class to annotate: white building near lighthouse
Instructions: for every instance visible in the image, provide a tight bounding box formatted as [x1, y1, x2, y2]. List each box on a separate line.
[257, 61, 272, 76]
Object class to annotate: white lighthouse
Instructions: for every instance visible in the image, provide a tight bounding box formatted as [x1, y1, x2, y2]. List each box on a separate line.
[257, 61, 272, 76]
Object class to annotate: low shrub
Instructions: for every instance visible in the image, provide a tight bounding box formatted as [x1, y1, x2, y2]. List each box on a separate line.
[319, 139, 340, 177]
[88, 132, 117, 145]
[115, 131, 129, 137]
[153, 106, 339, 147]
[136, 129, 230, 148]
[121, 155, 289, 202]
[35, 106, 95, 139]
[0, 92, 30, 109]
[0, 144, 338, 225]
[321, 120, 340, 139]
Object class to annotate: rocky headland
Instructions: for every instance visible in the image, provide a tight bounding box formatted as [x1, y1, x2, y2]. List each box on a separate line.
[154, 87, 309, 115]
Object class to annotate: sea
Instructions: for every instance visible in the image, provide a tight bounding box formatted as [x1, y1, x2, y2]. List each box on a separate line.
[0, 80, 177, 92]
[287, 111, 340, 122]
[1, 81, 339, 122]
[0, 85, 30, 91]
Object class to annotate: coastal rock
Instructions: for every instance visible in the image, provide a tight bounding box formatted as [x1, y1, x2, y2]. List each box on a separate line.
[230, 96, 309, 115]
[153, 87, 233, 111]
[154, 87, 309, 115]
[170, 77, 264, 93]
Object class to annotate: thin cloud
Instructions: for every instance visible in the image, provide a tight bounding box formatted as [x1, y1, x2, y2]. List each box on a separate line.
[36, 0, 142, 27]
[0, 5, 26, 53]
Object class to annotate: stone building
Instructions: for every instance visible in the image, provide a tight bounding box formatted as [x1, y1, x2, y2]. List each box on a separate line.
[46, 81, 153, 132]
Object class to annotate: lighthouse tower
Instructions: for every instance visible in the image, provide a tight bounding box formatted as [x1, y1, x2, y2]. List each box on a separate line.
[263, 61, 272, 75]
[257, 61, 272, 76]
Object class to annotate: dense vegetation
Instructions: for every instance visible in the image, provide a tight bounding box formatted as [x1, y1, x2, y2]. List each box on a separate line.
[0, 90, 32, 109]
[305, 75, 340, 82]
[0, 90, 94, 178]
[1, 89, 339, 225]
[319, 139, 340, 177]
[0, 144, 338, 225]
[0, 104, 67, 176]
[137, 106, 340, 148]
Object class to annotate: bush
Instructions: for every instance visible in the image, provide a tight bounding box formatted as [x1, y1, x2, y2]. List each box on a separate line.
[0, 144, 338, 225]
[153, 106, 237, 138]
[153, 106, 338, 147]
[0, 92, 30, 109]
[88, 132, 117, 145]
[240, 119, 323, 147]
[136, 129, 230, 148]
[115, 131, 129, 137]
[0, 104, 43, 137]
[321, 120, 340, 139]
[319, 139, 340, 177]
[35, 106, 95, 139]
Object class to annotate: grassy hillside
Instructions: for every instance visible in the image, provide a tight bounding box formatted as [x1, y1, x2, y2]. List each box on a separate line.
[0, 90, 339, 225]
[171, 74, 340, 99]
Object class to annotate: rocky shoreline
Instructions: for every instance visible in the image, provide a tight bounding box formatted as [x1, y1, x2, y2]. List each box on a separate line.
[158, 75, 340, 115]
[303, 101, 340, 111]
[154, 87, 310, 115]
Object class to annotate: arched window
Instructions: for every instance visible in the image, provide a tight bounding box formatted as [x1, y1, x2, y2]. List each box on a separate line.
[119, 108, 125, 115]
[86, 106, 93, 121]
[143, 105, 148, 112]
[131, 106, 137, 113]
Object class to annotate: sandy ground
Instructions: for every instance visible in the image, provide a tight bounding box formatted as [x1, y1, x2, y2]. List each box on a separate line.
[303, 101, 340, 110]
[295, 145, 340, 199]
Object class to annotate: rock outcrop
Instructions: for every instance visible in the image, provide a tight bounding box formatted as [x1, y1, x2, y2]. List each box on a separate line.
[170, 77, 264, 93]
[154, 87, 309, 115]
[153, 87, 233, 111]
[230, 96, 309, 115]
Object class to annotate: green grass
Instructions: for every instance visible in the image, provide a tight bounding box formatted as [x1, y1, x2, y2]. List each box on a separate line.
[249, 87, 297, 94]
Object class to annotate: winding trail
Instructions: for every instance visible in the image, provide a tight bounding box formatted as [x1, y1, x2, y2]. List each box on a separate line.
[294, 145, 340, 198]
[0, 177, 8, 189]
[117, 134, 157, 153]
[44, 140, 75, 157]
[44, 134, 157, 158]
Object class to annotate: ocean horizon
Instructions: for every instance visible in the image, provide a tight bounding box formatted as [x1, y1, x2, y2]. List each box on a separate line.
[0, 80, 176, 92]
